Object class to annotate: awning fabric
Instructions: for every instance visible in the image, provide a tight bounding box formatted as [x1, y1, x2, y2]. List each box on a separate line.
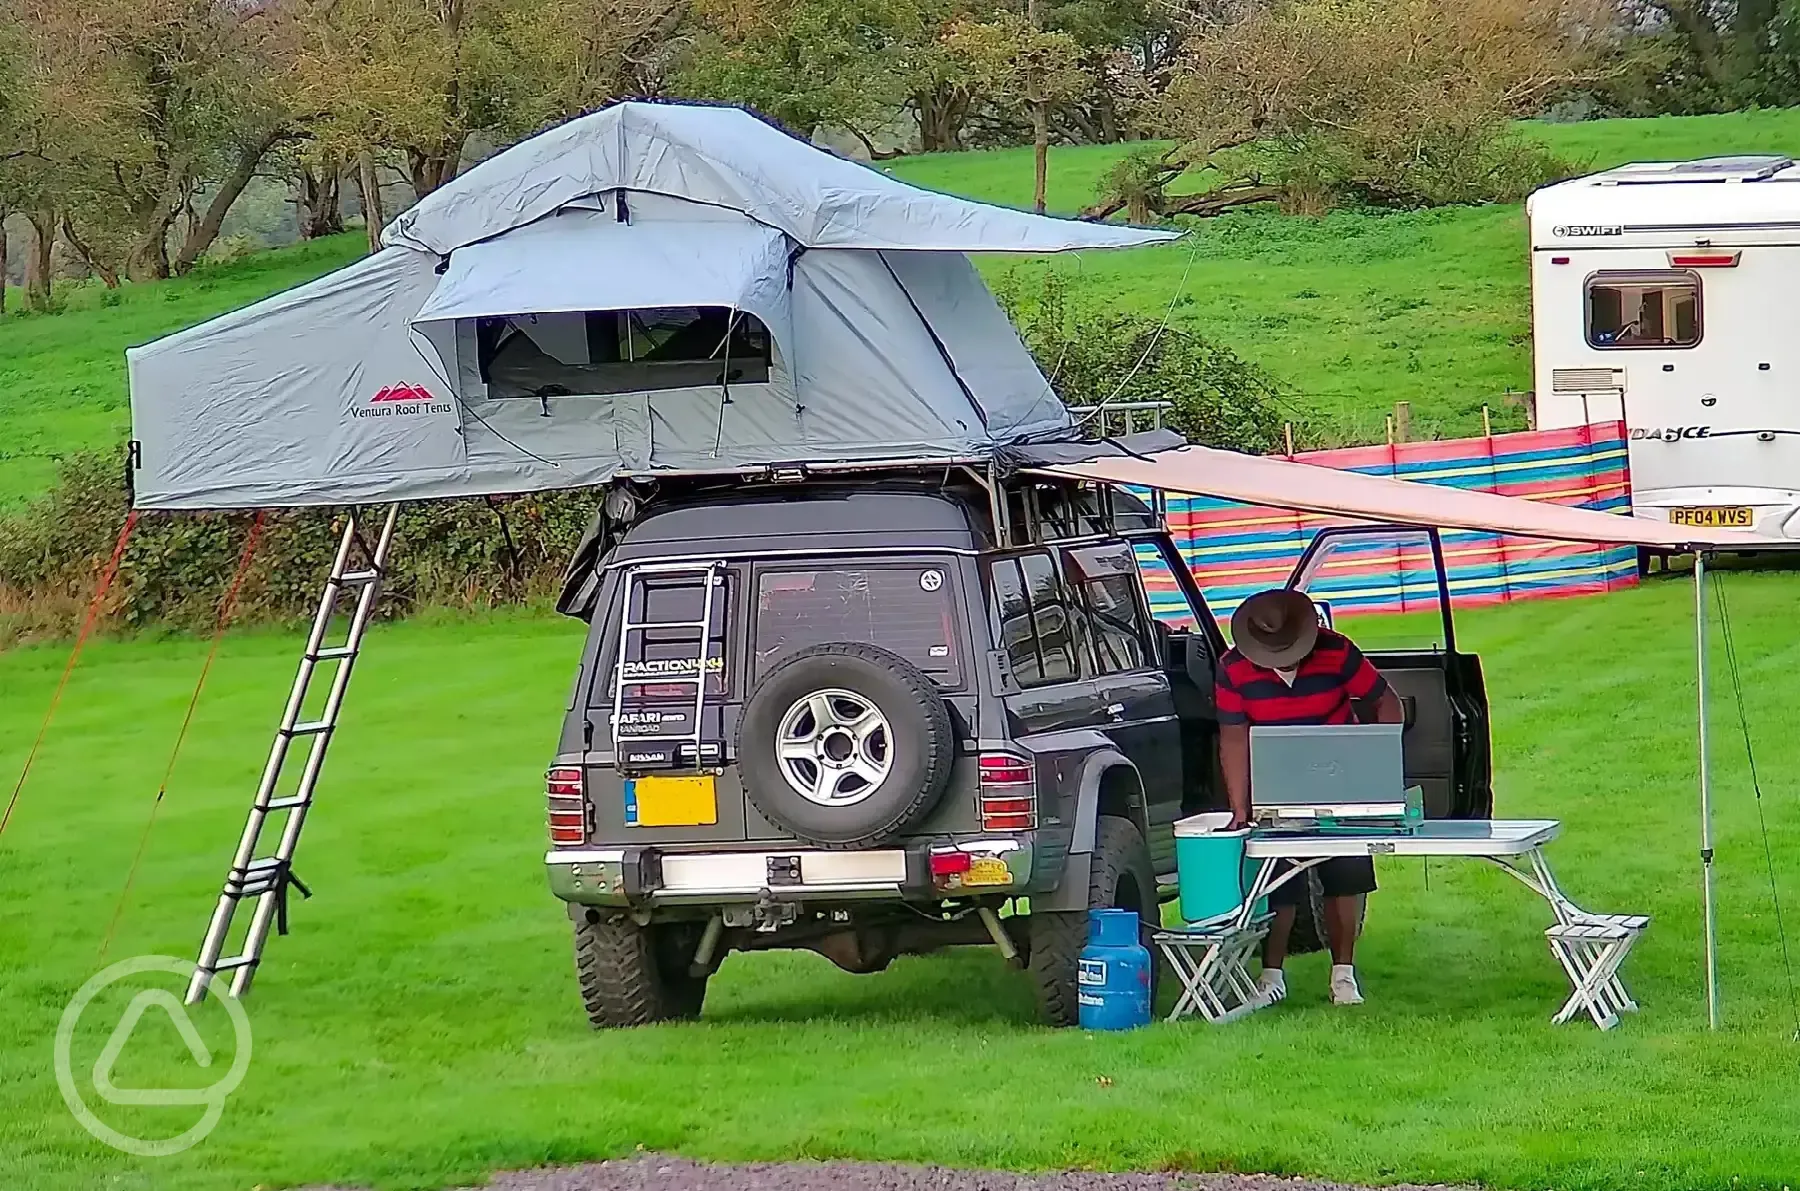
[411, 208, 792, 340]
[1028, 441, 1773, 550]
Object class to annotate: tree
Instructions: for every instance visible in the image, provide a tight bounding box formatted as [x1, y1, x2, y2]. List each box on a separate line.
[289, 0, 689, 203]
[678, 0, 922, 149]
[0, 0, 64, 308]
[19, 0, 300, 281]
[1090, 0, 1603, 220]
[943, 9, 1086, 207]
[997, 266, 1290, 453]
[1595, 0, 1800, 114]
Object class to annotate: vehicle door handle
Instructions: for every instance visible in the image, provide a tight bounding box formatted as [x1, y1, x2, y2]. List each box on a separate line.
[1105, 703, 1126, 719]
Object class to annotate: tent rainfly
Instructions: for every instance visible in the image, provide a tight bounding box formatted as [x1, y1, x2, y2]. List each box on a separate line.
[125, 101, 1175, 512]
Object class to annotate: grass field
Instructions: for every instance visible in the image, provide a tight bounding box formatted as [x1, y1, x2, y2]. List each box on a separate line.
[6, 573, 1800, 1191]
[12, 110, 1800, 507]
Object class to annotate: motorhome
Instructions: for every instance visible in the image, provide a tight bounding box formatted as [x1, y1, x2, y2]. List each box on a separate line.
[1528, 156, 1800, 540]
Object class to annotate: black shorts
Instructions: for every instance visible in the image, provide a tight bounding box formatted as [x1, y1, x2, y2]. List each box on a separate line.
[1267, 856, 1377, 907]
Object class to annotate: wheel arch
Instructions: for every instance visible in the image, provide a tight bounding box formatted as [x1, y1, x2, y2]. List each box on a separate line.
[1038, 751, 1149, 912]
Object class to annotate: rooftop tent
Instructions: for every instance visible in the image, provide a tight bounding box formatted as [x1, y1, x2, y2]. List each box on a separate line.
[126, 102, 1177, 511]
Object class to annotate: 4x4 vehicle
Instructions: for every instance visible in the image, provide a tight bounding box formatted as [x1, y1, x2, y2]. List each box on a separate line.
[546, 466, 1492, 1027]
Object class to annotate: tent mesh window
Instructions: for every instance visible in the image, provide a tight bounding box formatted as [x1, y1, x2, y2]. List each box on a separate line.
[477, 307, 773, 398]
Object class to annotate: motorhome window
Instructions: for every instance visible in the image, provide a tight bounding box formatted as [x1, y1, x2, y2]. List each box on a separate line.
[1063, 545, 1150, 676]
[1586, 273, 1700, 349]
[617, 572, 731, 701]
[477, 307, 772, 398]
[988, 552, 1080, 688]
[753, 565, 961, 685]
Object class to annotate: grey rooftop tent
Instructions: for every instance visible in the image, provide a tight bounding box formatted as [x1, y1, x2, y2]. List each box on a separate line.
[126, 101, 1176, 511]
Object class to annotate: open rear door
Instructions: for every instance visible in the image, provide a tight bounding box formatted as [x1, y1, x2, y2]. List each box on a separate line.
[1284, 527, 1493, 819]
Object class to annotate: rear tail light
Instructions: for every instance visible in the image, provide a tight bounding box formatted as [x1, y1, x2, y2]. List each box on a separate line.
[1669, 251, 1739, 268]
[979, 753, 1036, 831]
[546, 766, 588, 846]
[929, 851, 973, 877]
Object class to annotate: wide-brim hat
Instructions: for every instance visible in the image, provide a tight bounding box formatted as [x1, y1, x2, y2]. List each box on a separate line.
[1230, 588, 1320, 670]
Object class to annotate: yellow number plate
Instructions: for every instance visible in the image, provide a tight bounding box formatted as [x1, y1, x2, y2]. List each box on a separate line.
[625, 775, 717, 827]
[962, 856, 1014, 887]
[1671, 506, 1753, 528]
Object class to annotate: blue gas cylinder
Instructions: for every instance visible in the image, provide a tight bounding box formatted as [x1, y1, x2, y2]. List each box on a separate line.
[1077, 907, 1152, 1030]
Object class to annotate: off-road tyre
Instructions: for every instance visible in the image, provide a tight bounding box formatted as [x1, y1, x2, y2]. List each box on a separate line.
[573, 913, 708, 1028]
[1027, 816, 1158, 1028]
[1285, 870, 1367, 955]
[737, 642, 955, 849]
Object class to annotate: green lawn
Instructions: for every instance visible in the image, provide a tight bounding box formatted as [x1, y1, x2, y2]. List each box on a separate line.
[6, 575, 1800, 1191]
[11, 108, 1800, 506]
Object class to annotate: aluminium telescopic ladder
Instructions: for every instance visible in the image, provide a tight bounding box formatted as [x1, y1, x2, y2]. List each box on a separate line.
[609, 560, 727, 769]
[185, 506, 399, 1004]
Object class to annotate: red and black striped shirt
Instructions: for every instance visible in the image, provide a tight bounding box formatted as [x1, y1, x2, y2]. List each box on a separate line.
[1214, 629, 1389, 726]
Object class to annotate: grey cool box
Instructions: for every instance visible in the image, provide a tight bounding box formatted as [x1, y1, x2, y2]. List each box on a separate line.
[1249, 722, 1410, 823]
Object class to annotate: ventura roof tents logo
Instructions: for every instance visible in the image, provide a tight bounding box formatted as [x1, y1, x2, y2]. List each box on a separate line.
[354, 382, 454, 422]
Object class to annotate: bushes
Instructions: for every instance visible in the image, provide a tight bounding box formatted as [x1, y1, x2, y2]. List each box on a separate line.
[996, 268, 1294, 455]
[0, 450, 595, 645]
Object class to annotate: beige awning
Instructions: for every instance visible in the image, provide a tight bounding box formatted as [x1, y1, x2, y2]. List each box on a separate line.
[1028, 441, 1773, 550]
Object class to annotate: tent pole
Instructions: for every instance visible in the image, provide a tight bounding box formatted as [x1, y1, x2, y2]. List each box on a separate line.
[1696, 550, 1720, 1029]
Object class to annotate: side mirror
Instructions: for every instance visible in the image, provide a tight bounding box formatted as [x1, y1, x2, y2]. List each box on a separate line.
[1313, 599, 1335, 629]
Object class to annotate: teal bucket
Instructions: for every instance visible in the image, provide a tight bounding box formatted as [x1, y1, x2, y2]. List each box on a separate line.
[1174, 812, 1264, 925]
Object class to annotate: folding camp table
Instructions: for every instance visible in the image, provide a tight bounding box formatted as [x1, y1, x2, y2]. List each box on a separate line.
[1157, 819, 1650, 1029]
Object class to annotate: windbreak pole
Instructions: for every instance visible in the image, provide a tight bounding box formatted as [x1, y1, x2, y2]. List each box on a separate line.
[1697, 552, 1720, 1029]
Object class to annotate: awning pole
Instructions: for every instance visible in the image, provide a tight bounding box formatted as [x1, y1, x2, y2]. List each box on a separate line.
[1697, 551, 1720, 1029]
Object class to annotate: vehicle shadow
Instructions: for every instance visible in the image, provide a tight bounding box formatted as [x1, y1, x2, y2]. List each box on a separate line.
[701, 947, 1041, 1028]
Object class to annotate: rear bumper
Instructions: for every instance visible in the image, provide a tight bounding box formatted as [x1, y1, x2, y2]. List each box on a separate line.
[546, 836, 1034, 907]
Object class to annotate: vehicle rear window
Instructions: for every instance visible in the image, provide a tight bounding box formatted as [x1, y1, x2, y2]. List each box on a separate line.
[1587, 272, 1700, 348]
[619, 570, 730, 700]
[754, 565, 960, 683]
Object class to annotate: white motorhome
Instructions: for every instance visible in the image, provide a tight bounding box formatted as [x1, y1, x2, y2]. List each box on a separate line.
[1529, 155, 1800, 539]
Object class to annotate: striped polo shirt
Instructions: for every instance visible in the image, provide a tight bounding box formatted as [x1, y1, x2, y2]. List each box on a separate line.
[1214, 629, 1389, 726]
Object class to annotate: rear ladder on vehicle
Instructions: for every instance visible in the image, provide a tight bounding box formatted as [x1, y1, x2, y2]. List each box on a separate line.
[185, 505, 400, 1004]
[609, 560, 727, 769]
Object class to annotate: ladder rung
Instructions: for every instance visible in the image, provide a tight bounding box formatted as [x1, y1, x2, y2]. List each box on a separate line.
[338, 569, 383, 585]
[310, 646, 356, 662]
[265, 795, 311, 811]
[623, 620, 711, 632]
[620, 675, 701, 686]
[211, 956, 257, 973]
[286, 721, 333, 737]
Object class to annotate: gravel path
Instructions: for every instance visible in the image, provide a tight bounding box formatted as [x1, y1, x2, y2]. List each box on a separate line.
[304, 1155, 1474, 1191]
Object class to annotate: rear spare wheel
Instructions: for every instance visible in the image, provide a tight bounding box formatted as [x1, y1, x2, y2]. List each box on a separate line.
[573, 913, 708, 1028]
[737, 643, 955, 849]
[1027, 816, 1157, 1027]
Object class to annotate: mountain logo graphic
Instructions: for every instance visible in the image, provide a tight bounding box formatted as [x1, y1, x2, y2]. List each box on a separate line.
[371, 382, 435, 403]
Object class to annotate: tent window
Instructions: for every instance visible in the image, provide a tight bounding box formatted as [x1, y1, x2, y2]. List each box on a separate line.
[477, 307, 772, 398]
[1586, 272, 1701, 349]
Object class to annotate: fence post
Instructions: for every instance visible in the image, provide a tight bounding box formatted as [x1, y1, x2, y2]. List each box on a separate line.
[1393, 401, 1412, 444]
[1482, 404, 1493, 438]
[1283, 422, 1295, 457]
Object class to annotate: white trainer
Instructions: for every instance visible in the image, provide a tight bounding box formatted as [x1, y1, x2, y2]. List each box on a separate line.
[1329, 964, 1364, 1005]
[1255, 967, 1287, 1006]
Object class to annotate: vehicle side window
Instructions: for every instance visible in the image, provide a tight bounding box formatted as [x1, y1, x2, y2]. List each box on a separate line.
[988, 552, 1080, 688]
[1587, 271, 1700, 349]
[1063, 545, 1150, 676]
